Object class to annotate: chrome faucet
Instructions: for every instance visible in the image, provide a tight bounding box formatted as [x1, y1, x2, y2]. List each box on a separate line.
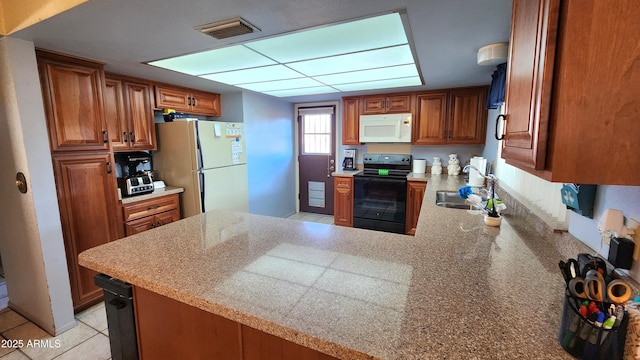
[463, 165, 498, 216]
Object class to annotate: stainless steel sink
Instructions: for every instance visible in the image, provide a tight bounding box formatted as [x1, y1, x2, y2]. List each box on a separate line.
[435, 190, 473, 209]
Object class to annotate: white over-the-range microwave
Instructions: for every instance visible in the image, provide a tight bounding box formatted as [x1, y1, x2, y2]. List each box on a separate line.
[358, 113, 412, 143]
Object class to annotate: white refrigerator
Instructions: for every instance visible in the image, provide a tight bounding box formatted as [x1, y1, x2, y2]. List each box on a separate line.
[153, 120, 249, 218]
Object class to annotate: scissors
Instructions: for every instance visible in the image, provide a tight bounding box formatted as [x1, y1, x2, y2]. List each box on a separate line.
[568, 270, 632, 304]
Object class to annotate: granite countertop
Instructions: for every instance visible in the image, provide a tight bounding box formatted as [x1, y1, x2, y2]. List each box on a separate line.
[120, 186, 184, 204]
[80, 175, 601, 359]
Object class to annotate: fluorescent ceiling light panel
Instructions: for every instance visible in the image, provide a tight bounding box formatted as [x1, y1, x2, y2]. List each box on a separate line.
[264, 86, 340, 97]
[236, 78, 325, 92]
[282, 45, 414, 77]
[314, 64, 419, 85]
[149, 46, 275, 75]
[244, 13, 407, 63]
[199, 65, 303, 84]
[333, 76, 423, 92]
[148, 11, 422, 98]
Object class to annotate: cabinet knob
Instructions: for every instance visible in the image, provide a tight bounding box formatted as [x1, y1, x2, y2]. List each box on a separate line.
[156, 221, 162, 227]
[102, 130, 109, 143]
[495, 114, 506, 140]
[106, 162, 112, 174]
[130, 132, 135, 143]
[123, 132, 128, 142]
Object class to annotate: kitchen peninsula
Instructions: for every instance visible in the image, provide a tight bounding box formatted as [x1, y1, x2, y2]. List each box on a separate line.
[79, 175, 580, 359]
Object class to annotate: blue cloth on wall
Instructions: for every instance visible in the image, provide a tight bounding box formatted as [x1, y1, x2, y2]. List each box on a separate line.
[486, 62, 507, 109]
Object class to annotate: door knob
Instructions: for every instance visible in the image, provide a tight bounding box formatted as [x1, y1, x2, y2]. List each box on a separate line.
[16, 172, 27, 194]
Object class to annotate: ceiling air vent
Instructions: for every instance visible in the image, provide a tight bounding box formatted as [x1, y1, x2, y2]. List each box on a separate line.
[194, 17, 260, 40]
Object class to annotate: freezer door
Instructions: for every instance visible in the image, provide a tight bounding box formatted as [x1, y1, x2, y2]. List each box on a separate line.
[196, 121, 246, 169]
[202, 164, 249, 212]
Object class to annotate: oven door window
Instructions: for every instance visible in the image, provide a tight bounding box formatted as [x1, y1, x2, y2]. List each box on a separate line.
[353, 177, 407, 222]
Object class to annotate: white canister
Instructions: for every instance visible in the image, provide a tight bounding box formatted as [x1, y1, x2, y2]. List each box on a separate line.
[412, 159, 427, 174]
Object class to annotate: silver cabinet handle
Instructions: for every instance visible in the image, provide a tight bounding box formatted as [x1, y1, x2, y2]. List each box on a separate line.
[495, 114, 506, 140]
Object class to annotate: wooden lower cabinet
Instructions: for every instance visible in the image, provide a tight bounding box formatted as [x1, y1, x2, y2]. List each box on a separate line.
[121, 194, 180, 236]
[405, 181, 427, 235]
[333, 177, 353, 227]
[52, 152, 120, 310]
[133, 287, 338, 360]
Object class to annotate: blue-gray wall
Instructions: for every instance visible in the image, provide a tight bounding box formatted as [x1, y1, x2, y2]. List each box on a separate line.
[242, 91, 297, 217]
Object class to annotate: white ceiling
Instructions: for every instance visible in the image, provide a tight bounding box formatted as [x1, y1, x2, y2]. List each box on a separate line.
[11, 0, 512, 103]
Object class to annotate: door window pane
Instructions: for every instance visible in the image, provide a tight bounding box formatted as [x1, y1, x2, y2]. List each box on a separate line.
[302, 113, 332, 155]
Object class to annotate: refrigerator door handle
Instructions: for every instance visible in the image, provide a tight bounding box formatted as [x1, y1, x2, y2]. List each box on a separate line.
[199, 171, 205, 213]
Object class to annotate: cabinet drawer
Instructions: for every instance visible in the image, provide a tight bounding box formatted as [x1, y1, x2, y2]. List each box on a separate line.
[334, 177, 353, 189]
[122, 194, 179, 222]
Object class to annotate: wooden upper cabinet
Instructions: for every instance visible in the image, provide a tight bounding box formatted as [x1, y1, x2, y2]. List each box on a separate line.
[361, 94, 412, 114]
[413, 87, 487, 145]
[155, 84, 221, 116]
[448, 87, 488, 144]
[123, 79, 156, 150]
[190, 89, 221, 116]
[341, 97, 360, 145]
[52, 152, 119, 310]
[413, 91, 448, 145]
[104, 78, 127, 149]
[37, 50, 109, 152]
[501, 0, 558, 170]
[105, 74, 156, 151]
[501, 0, 640, 185]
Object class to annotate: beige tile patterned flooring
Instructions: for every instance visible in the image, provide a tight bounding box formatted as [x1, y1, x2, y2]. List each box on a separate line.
[0, 302, 110, 360]
[286, 211, 335, 224]
[0, 212, 332, 360]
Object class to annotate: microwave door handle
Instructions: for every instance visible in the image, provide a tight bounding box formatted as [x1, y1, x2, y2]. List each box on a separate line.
[396, 119, 401, 139]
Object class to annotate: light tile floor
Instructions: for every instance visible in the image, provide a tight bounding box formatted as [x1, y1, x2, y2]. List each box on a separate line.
[0, 212, 333, 360]
[286, 211, 335, 225]
[0, 302, 110, 360]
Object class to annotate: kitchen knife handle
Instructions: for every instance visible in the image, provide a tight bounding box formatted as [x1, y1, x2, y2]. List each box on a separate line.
[495, 114, 506, 140]
[129, 132, 135, 143]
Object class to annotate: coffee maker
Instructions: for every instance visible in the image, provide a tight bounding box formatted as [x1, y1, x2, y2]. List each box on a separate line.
[114, 152, 154, 197]
[342, 149, 357, 171]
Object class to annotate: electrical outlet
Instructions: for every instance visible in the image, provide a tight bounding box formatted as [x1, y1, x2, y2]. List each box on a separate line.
[627, 217, 639, 260]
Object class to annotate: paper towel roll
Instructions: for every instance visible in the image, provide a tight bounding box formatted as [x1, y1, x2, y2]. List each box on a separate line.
[412, 159, 427, 174]
[469, 157, 486, 186]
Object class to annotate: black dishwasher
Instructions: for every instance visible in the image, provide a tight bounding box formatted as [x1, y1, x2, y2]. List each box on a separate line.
[94, 274, 139, 360]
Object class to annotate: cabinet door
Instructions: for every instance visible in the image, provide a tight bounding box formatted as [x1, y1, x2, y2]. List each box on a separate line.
[501, 0, 560, 169]
[341, 97, 360, 145]
[155, 209, 180, 228]
[123, 80, 156, 150]
[154, 85, 191, 113]
[125, 216, 156, 236]
[448, 87, 488, 145]
[333, 177, 353, 227]
[190, 90, 221, 116]
[52, 153, 119, 310]
[405, 181, 426, 235]
[37, 51, 109, 152]
[386, 94, 412, 113]
[360, 96, 387, 114]
[413, 92, 448, 145]
[104, 77, 128, 150]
